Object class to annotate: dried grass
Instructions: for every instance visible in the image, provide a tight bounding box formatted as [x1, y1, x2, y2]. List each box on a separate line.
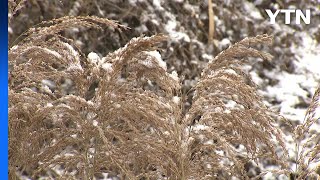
[208, 0, 215, 43]
[8, 15, 320, 179]
[294, 85, 320, 179]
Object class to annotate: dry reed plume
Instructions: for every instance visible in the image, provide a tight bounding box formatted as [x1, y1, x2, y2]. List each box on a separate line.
[8, 15, 320, 179]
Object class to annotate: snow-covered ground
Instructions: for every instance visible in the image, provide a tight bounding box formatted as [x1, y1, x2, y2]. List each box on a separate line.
[258, 33, 320, 179]
[263, 32, 320, 123]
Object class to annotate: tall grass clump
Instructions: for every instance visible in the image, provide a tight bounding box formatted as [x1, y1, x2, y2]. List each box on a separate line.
[9, 14, 319, 179]
[293, 85, 320, 179]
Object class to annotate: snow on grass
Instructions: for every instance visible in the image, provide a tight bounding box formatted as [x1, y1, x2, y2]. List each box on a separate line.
[169, 70, 179, 82]
[101, 62, 113, 73]
[93, 120, 98, 127]
[144, 50, 167, 70]
[63, 42, 79, 60]
[172, 96, 180, 104]
[67, 62, 83, 72]
[41, 79, 56, 89]
[88, 52, 100, 64]
[193, 124, 209, 131]
[41, 47, 62, 58]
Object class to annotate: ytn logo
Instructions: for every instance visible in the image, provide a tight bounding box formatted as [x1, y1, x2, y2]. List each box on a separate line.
[265, 9, 311, 24]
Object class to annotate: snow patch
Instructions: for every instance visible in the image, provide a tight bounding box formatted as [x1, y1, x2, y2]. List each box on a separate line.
[172, 96, 180, 104]
[41, 79, 56, 89]
[45, 103, 53, 108]
[42, 47, 62, 59]
[93, 120, 98, 127]
[63, 42, 79, 58]
[243, 1, 263, 20]
[144, 50, 167, 70]
[219, 38, 231, 49]
[165, 14, 190, 42]
[67, 63, 83, 72]
[101, 62, 113, 73]
[88, 52, 100, 64]
[193, 124, 209, 131]
[153, 0, 164, 11]
[264, 32, 320, 122]
[8, 27, 13, 34]
[169, 71, 179, 82]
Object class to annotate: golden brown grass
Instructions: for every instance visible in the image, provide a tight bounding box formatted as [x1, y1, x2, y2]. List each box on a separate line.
[8, 15, 320, 179]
